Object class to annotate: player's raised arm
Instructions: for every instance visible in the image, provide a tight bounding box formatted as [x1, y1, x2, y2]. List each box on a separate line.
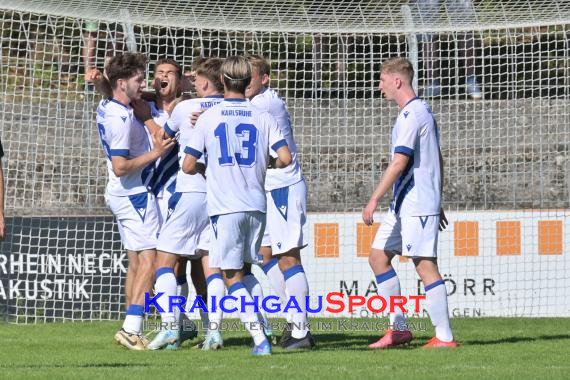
[85, 68, 113, 97]
[362, 152, 410, 226]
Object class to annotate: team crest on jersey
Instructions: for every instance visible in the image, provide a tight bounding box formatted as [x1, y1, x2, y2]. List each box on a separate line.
[271, 187, 289, 221]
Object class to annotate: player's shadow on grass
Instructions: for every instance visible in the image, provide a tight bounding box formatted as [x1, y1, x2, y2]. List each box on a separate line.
[463, 334, 570, 346]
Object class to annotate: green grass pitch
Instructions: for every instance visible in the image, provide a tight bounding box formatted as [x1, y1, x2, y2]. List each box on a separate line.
[1, 318, 569, 379]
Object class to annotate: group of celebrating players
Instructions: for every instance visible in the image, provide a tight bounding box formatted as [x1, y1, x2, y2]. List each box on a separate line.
[91, 52, 458, 356]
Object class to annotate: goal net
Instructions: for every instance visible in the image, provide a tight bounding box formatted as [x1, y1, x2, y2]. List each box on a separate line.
[0, 0, 569, 322]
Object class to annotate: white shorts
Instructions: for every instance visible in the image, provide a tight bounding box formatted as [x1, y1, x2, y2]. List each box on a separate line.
[371, 210, 439, 258]
[209, 211, 265, 270]
[156, 191, 171, 228]
[156, 192, 210, 257]
[105, 191, 159, 251]
[261, 179, 307, 254]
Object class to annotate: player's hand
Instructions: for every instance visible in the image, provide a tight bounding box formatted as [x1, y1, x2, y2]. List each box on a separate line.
[362, 198, 378, 226]
[0, 214, 5, 240]
[152, 131, 175, 157]
[131, 99, 152, 122]
[190, 110, 205, 127]
[439, 208, 448, 231]
[85, 68, 103, 83]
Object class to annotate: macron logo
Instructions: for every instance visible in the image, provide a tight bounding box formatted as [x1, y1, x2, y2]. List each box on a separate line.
[121, 116, 127, 123]
[277, 242, 282, 249]
[403, 111, 410, 119]
[279, 205, 287, 218]
[406, 244, 412, 252]
[136, 207, 147, 221]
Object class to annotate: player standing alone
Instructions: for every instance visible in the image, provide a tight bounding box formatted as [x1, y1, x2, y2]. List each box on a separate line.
[362, 57, 457, 348]
[182, 56, 292, 356]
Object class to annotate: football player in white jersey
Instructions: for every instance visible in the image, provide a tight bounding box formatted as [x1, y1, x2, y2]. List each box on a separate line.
[362, 57, 457, 348]
[88, 59, 202, 344]
[147, 57, 227, 350]
[183, 56, 292, 356]
[95, 53, 175, 350]
[244, 54, 313, 349]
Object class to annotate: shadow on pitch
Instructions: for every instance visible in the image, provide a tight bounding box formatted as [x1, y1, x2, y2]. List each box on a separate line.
[463, 334, 570, 346]
[224, 333, 426, 352]
[3, 363, 151, 369]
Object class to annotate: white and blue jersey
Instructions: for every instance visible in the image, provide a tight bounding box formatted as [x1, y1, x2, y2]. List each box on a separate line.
[390, 97, 441, 217]
[251, 87, 303, 191]
[185, 98, 287, 216]
[147, 101, 178, 197]
[165, 95, 224, 193]
[96, 97, 153, 196]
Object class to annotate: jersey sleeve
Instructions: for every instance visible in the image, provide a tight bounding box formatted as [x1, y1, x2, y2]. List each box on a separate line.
[266, 113, 287, 152]
[184, 116, 205, 159]
[177, 101, 201, 146]
[163, 105, 181, 138]
[393, 113, 420, 157]
[107, 115, 131, 157]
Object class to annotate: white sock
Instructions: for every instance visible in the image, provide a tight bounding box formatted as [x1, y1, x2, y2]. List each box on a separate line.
[207, 273, 225, 333]
[229, 282, 266, 346]
[175, 275, 188, 322]
[242, 272, 270, 326]
[375, 268, 407, 328]
[122, 304, 144, 334]
[425, 279, 454, 342]
[154, 267, 177, 324]
[263, 258, 291, 322]
[283, 265, 309, 339]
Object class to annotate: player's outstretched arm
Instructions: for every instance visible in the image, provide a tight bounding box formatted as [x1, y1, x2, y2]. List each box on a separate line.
[182, 152, 198, 175]
[362, 153, 410, 225]
[85, 68, 112, 97]
[111, 133, 175, 177]
[273, 146, 292, 168]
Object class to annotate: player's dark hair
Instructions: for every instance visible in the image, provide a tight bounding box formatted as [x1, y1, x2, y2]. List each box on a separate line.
[196, 57, 224, 93]
[153, 57, 182, 79]
[221, 56, 252, 94]
[105, 53, 147, 89]
[381, 57, 414, 84]
[246, 54, 271, 77]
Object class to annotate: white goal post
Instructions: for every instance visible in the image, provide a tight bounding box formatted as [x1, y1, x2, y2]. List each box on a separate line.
[0, 0, 569, 322]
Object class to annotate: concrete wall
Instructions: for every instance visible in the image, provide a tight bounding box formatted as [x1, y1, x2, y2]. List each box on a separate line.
[0, 97, 568, 215]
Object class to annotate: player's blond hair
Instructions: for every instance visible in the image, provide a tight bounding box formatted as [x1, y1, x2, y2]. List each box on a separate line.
[221, 56, 252, 94]
[246, 54, 271, 77]
[380, 57, 414, 84]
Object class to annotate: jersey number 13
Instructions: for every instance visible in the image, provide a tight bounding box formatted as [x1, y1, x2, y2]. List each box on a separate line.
[214, 122, 257, 167]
